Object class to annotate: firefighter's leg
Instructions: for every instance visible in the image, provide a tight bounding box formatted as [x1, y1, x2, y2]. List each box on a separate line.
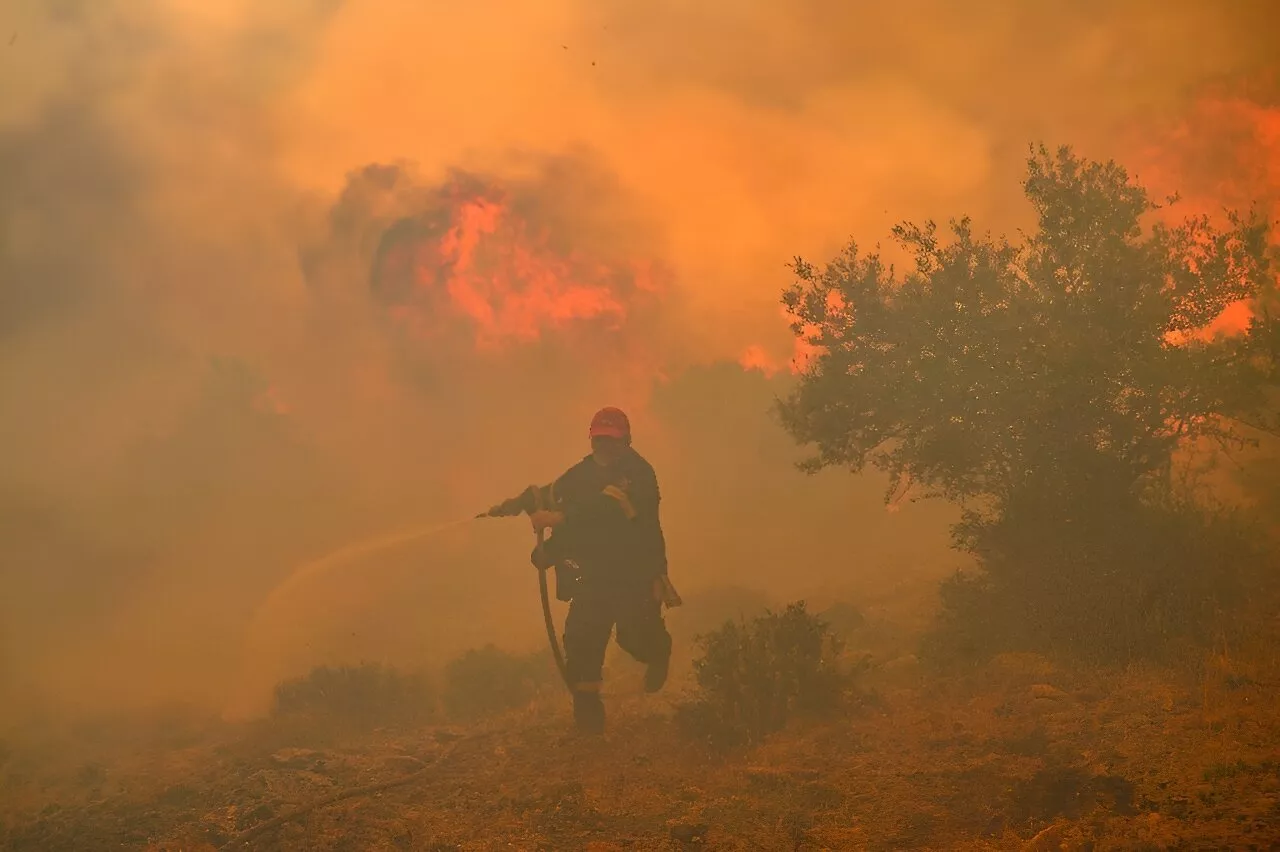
[615, 596, 673, 694]
[562, 598, 613, 733]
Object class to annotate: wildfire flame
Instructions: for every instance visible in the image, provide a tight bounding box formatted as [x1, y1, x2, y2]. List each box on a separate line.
[370, 173, 661, 352]
[1132, 85, 1280, 342]
[1133, 90, 1280, 224]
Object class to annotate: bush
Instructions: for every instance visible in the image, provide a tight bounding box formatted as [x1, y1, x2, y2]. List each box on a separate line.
[441, 645, 557, 721]
[922, 496, 1270, 666]
[676, 602, 853, 749]
[270, 662, 436, 732]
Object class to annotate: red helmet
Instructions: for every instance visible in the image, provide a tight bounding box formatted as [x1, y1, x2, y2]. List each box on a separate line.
[588, 407, 631, 440]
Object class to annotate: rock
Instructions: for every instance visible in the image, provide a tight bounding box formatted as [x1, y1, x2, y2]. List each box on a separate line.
[249, 768, 334, 797]
[669, 821, 709, 844]
[883, 654, 920, 672]
[235, 802, 276, 830]
[1021, 822, 1066, 851]
[382, 755, 426, 772]
[1029, 684, 1069, 701]
[270, 748, 323, 768]
[877, 654, 923, 689]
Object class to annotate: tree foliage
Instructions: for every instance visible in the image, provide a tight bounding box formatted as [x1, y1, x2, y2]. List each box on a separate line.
[778, 145, 1279, 660]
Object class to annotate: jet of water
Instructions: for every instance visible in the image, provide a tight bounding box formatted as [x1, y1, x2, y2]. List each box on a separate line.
[224, 515, 483, 720]
[251, 516, 479, 623]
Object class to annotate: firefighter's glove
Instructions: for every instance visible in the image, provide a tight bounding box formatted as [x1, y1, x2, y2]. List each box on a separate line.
[529, 509, 565, 531]
[486, 496, 523, 518]
[653, 575, 683, 608]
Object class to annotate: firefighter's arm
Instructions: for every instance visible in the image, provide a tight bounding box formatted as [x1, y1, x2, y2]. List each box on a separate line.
[529, 476, 569, 530]
[485, 482, 557, 518]
[648, 489, 682, 604]
[627, 469, 668, 573]
[652, 514, 670, 575]
[621, 466, 679, 604]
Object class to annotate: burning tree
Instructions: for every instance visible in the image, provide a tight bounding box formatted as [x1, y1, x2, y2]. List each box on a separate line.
[778, 145, 1280, 662]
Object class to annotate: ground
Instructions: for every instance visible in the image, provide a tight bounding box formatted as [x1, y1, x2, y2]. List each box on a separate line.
[3, 635, 1279, 852]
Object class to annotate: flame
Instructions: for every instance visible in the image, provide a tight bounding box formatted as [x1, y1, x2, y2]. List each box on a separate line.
[1130, 85, 1280, 228]
[1165, 299, 1255, 346]
[1129, 83, 1280, 344]
[739, 344, 778, 376]
[1204, 299, 1256, 338]
[370, 174, 653, 352]
[789, 330, 823, 373]
[738, 329, 824, 378]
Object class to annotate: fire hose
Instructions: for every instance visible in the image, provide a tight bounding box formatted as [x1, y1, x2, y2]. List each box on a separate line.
[477, 485, 572, 690]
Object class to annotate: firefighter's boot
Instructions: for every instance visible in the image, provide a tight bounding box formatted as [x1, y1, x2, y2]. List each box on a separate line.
[644, 651, 670, 694]
[573, 690, 605, 734]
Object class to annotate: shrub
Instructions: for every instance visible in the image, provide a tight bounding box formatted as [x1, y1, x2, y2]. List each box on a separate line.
[270, 662, 436, 732]
[441, 645, 557, 721]
[922, 497, 1270, 666]
[677, 602, 852, 749]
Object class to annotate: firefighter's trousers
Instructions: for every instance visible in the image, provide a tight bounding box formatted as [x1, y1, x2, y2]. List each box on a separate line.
[563, 581, 671, 690]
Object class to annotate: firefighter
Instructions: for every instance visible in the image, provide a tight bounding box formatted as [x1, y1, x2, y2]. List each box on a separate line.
[528, 407, 676, 735]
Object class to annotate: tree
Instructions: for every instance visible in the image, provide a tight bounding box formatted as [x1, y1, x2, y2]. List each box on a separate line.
[778, 145, 1279, 661]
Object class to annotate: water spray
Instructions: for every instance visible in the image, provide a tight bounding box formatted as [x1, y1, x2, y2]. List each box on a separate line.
[252, 516, 479, 623]
[226, 515, 480, 720]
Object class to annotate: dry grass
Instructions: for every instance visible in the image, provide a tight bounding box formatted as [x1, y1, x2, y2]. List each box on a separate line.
[4, 629, 1280, 851]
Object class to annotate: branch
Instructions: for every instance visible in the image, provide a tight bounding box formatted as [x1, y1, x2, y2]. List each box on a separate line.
[216, 735, 483, 849]
[1221, 415, 1280, 441]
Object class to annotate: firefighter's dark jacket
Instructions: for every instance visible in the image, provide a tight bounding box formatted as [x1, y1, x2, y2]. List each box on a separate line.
[540, 448, 668, 585]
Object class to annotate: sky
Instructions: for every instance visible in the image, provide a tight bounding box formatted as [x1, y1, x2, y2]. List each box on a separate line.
[1, 0, 1277, 719]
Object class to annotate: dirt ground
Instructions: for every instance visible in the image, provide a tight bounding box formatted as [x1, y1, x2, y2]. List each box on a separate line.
[3, 632, 1279, 852]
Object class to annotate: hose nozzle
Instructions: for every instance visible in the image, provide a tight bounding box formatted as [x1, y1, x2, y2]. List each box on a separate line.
[478, 486, 542, 519]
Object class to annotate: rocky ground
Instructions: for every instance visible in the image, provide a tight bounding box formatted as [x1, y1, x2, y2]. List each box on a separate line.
[3, 637, 1279, 852]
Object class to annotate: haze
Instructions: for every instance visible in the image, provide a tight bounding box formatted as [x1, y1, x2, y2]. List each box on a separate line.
[2, 0, 1277, 726]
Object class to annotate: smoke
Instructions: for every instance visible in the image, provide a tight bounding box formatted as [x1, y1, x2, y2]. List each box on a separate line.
[1, 0, 1277, 719]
